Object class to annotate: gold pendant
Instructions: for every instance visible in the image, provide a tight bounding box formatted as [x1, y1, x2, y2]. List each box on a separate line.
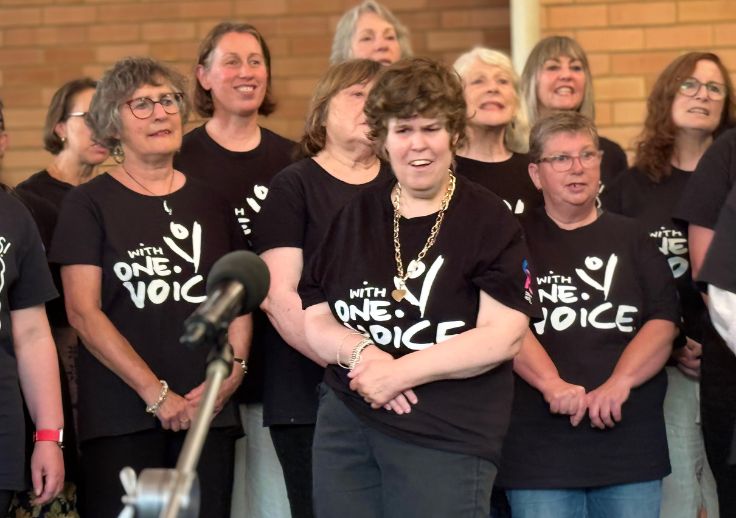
[391, 289, 406, 302]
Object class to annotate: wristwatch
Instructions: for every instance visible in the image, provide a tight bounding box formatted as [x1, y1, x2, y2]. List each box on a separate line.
[34, 428, 64, 448]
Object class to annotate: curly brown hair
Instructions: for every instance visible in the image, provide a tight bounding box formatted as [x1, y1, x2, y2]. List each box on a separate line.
[364, 57, 467, 159]
[635, 52, 735, 183]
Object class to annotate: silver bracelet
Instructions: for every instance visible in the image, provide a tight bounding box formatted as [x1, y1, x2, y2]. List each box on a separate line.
[145, 380, 169, 416]
[348, 338, 374, 370]
[337, 331, 362, 369]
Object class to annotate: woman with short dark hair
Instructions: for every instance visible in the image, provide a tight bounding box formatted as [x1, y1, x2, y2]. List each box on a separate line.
[299, 57, 535, 517]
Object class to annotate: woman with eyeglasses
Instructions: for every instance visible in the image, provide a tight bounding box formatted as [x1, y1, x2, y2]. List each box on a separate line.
[12, 77, 108, 517]
[604, 52, 735, 518]
[521, 36, 628, 193]
[496, 111, 679, 518]
[48, 57, 250, 517]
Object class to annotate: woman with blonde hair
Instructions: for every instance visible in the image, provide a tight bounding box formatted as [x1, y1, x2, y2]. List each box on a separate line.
[454, 47, 541, 216]
[521, 36, 628, 189]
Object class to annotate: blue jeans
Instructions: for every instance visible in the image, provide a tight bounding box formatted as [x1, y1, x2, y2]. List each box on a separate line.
[313, 385, 496, 518]
[506, 480, 662, 518]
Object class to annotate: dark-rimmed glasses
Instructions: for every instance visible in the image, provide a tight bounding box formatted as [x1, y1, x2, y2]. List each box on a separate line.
[538, 150, 603, 172]
[678, 77, 726, 101]
[124, 92, 185, 119]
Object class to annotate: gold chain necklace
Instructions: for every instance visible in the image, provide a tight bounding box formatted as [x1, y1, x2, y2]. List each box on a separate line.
[391, 172, 456, 302]
[120, 163, 175, 216]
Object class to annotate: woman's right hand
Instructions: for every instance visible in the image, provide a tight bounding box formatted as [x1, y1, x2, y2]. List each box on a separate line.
[540, 377, 587, 426]
[155, 392, 192, 432]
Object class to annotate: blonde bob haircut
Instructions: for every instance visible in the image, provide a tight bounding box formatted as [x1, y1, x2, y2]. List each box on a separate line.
[521, 36, 596, 126]
[330, 0, 412, 65]
[454, 47, 530, 153]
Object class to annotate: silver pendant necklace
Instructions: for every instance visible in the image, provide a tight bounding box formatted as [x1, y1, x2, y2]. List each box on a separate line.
[120, 163, 175, 216]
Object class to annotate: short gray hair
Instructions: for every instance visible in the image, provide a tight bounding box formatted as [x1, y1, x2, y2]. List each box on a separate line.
[528, 111, 599, 163]
[330, 0, 412, 65]
[521, 36, 595, 127]
[88, 57, 189, 151]
[454, 46, 530, 153]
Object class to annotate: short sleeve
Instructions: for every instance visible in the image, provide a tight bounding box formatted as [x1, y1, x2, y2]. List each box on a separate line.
[49, 187, 104, 266]
[9, 200, 58, 310]
[297, 218, 335, 310]
[699, 183, 736, 292]
[252, 168, 307, 254]
[635, 229, 680, 324]
[674, 130, 736, 229]
[472, 211, 540, 318]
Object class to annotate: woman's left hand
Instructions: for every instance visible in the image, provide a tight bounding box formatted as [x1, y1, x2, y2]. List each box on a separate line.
[585, 376, 631, 429]
[30, 441, 65, 506]
[184, 369, 244, 417]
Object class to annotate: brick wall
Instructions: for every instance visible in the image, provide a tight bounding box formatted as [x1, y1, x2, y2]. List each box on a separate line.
[540, 0, 736, 161]
[0, 0, 509, 185]
[0, 0, 733, 185]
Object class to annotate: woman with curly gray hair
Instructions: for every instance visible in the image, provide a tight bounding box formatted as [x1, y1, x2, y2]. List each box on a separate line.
[299, 57, 537, 517]
[49, 57, 250, 517]
[330, 0, 412, 65]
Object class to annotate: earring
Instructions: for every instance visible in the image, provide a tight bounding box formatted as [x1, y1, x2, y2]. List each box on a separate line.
[60, 136, 67, 143]
[112, 143, 124, 164]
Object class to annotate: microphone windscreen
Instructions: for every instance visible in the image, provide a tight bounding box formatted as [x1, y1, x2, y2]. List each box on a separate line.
[206, 250, 270, 314]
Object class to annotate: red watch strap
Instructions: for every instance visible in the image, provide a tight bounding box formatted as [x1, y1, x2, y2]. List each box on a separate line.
[34, 429, 63, 443]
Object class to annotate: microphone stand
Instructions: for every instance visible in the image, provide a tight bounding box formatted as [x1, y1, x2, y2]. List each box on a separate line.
[161, 331, 233, 518]
[119, 323, 235, 518]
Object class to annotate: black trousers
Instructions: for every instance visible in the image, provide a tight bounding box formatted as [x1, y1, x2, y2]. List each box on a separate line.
[79, 427, 237, 518]
[270, 424, 316, 518]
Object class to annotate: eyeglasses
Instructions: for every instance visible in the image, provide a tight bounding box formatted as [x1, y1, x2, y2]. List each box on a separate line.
[67, 111, 87, 119]
[123, 92, 185, 119]
[678, 77, 726, 101]
[538, 150, 603, 172]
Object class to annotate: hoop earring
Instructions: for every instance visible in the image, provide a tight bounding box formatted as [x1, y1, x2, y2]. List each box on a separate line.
[112, 143, 124, 164]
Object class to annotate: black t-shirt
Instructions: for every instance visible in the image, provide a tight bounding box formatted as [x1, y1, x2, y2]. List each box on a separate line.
[16, 170, 75, 327]
[674, 127, 736, 229]
[700, 182, 736, 293]
[175, 124, 296, 405]
[252, 158, 393, 426]
[48, 174, 245, 441]
[498, 209, 679, 488]
[299, 175, 539, 464]
[454, 153, 543, 215]
[0, 190, 58, 490]
[603, 166, 706, 341]
[599, 136, 628, 191]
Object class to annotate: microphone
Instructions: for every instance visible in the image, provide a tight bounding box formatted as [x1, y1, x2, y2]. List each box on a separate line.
[180, 250, 270, 348]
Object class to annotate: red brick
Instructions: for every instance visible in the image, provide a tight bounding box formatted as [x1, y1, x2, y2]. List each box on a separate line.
[546, 5, 608, 29]
[678, 1, 736, 22]
[577, 29, 645, 51]
[88, 24, 141, 43]
[609, 2, 676, 26]
[0, 49, 44, 66]
[425, 29, 485, 51]
[42, 6, 96, 24]
[644, 25, 713, 49]
[0, 8, 42, 27]
[441, 7, 510, 29]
